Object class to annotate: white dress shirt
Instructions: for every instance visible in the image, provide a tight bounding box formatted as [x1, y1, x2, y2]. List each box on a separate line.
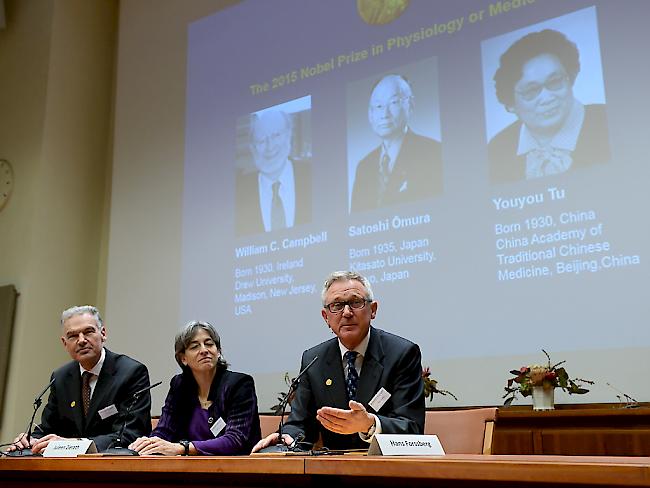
[78, 347, 106, 399]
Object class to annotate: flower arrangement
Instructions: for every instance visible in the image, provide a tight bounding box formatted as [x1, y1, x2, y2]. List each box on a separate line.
[422, 367, 457, 401]
[503, 349, 593, 406]
[270, 372, 296, 415]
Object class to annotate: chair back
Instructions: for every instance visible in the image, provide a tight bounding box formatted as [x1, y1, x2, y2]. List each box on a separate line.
[424, 407, 497, 454]
[259, 414, 284, 438]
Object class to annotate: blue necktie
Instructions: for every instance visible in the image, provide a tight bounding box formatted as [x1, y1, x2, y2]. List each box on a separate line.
[345, 351, 359, 401]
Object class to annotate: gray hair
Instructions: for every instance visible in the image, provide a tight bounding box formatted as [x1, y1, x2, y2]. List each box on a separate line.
[321, 271, 374, 305]
[249, 110, 293, 142]
[174, 320, 228, 370]
[370, 73, 414, 100]
[60, 305, 103, 330]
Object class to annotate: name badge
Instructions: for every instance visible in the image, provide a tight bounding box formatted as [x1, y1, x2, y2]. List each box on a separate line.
[43, 439, 97, 457]
[368, 434, 445, 456]
[98, 404, 119, 420]
[368, 387, 391, 412]
[210, 417, 226, 437]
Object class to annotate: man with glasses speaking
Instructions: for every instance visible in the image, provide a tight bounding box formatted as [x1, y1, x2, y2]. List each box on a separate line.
[488, 29, 610, 183]
[252, 270, 424, 452]
[350, 73, 443, 213]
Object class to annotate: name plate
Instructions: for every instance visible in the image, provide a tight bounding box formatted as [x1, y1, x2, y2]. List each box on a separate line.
[43, 438, 97, 457]
[368, 434, 445, 456]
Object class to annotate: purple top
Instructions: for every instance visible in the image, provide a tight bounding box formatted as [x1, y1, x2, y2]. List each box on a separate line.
[187, 407, 216, 455]
[152, 369, 261, 455]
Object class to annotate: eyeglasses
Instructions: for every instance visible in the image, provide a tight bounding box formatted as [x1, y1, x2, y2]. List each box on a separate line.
[253, 131, 287, 147]
[324, 298, 371, 314]
[515, 74, 569, 101]
[370, 96, 411, 113]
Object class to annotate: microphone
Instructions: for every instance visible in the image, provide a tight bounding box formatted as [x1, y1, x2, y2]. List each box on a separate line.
[132, 381, 163, 399]
[102, 381, 162, 456]
[34, 378, 56, 405]
[606, 382, 640, 408]
[5, 378, 55, 457]
[258, 355, 318, 454]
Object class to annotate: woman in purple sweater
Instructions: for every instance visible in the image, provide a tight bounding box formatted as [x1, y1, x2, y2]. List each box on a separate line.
[129, 321, 261, 455]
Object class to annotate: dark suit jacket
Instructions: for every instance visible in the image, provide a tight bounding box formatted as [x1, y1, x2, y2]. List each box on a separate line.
[152, 369, 261, 455]
[283, 327, 425, 450]
[351, 131, 442, 213]
[488, 104, 611, 183]
[34, 349, 151, 452]
[235, 160, 312, 236]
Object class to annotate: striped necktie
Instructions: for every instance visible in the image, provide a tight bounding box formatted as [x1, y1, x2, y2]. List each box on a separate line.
[379, 153, 390, 203]
[82, 371, 94, 416]
[345, 351, 359, 401]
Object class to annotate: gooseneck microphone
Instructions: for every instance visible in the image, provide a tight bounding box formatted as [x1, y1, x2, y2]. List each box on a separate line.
[102, 381, 162, 456]
[258, 355, 318, 453]
[27, 378, 55, 444]
[131, 381, 163, 400]
[606, 382, 640, 408]
[4, 378, 55, 457]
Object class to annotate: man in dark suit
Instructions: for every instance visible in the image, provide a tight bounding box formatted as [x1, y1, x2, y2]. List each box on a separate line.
[252, 271, 424, 452]
[351, 74, 442, 213]
[235, 109, 311, 236]
[488, 29, 610, 183]
[8, 305, 151, 454]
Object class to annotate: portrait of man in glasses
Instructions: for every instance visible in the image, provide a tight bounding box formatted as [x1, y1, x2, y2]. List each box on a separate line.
[487, 28, 610, 183]
[349, 72, 442, 213]
[235, 104, 312, 236]
[252, 270, 424, 452]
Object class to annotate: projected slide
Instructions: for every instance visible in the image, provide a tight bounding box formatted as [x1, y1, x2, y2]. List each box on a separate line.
[181, 1, 649, 404]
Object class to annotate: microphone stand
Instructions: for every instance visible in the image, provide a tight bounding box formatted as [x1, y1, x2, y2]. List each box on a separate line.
[6, 379, 55, 457]
[606, 382, 640, 409]
[258, 356, 317, 453]
[103, 381, 162, 456]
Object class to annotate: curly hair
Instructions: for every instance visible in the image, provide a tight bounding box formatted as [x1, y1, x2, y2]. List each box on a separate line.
[494, 29, 580, 107]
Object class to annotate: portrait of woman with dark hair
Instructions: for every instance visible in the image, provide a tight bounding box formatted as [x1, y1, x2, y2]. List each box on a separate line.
[488, 29, 610, 183]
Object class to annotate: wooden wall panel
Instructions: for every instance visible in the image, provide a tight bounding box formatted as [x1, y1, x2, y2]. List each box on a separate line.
[492, 405, 650, 456]
[0, 284, 18, 423]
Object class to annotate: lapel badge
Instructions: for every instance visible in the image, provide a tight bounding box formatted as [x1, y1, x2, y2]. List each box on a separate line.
[208, 417, 214, 424]
[325, 379, 332, 386]
[71, 401, 76, 408]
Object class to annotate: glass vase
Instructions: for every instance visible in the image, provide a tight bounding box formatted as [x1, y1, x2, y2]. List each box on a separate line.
[532, 386, 554, 411]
